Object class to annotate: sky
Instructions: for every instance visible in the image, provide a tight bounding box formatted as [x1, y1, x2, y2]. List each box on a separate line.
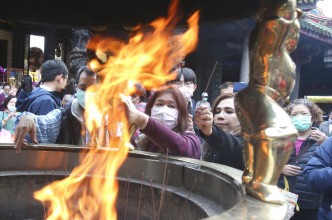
[316, 0, 332, 17]
[30, 35, 45, 51]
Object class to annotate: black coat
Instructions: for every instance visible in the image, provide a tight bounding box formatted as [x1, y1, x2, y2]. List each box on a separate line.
[56, 95, 83, 145]
[278, 137, 322, 209]
[199, 125, 244, 170]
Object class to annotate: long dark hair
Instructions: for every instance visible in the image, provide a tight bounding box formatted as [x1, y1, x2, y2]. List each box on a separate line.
[2, 95, 16, 109]
[145, 86, 189, 133]
[23, 75, 33, 92]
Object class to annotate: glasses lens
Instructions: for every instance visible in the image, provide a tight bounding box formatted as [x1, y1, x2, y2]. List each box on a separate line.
[173, 81, 183, 86]
[185, 81, 193, 87]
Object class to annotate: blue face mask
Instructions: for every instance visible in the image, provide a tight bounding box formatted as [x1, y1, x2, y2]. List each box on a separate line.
[203, 97, 208, 102]
[291, 115, 312, 131]
[76, 89, 85, 109]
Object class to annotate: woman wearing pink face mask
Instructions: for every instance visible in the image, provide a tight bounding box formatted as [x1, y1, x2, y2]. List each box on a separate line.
[124, 86, 201, 159]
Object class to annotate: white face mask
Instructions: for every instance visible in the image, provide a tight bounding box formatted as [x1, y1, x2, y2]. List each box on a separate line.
[151, 106, 179, 130]
[8, 105, 16, 112]
[178, 86, 193, 102]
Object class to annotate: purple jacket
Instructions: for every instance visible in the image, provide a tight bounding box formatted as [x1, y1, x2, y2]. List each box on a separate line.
[141, 118, 201, 159]
[0, 93, 6, 111]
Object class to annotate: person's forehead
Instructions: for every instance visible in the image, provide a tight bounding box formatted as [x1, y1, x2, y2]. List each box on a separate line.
[178, 74, 184, 82]
[291, 104, 310, 112]
[78, 72, 97, 84]
[155, 93, 176, 102]
[217, 98, 234, 108]
[220, 87, 233, 93]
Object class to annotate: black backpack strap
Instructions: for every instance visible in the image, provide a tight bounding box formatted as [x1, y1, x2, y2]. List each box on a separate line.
[290, 138, 313, 164]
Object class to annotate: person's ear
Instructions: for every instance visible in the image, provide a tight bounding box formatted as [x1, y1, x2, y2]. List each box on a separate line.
[193, 84, 197, 91]
[57, 74, 64, 82]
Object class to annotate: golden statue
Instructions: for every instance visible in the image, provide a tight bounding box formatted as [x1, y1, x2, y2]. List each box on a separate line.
[235, 0, 302, 203]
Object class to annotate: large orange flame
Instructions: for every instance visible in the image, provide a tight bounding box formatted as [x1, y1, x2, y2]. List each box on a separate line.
[34, 0, 199, 219]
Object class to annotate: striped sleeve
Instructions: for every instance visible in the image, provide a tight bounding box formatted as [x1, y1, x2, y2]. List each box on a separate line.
[15, 109, 62, 143]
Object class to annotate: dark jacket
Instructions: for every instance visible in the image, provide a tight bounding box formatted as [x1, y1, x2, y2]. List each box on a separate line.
[304, 137, 332, 220]
[56, 94, 85, 145]
[199, 125, 244, 170]
[0, 93, 6, 111]
[278, 137, 322, 210]
[319, 121, 331, 137]
[16, 87, 62, 115]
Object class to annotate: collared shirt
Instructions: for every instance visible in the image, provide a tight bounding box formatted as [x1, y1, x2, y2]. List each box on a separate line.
[40, 84, 53, 92]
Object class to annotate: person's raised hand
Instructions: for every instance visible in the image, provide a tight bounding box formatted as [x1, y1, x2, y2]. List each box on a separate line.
[6, 112, 15, 120]
[310, 129, 327, 146]
[14, 115, 38, 153]
[195, 106, 213, 136]
[121, 94, 148, 129]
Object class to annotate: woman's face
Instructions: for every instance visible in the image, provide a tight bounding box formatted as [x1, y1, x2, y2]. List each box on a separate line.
[213, 98, 240, 133]
[153, 92, 178, 110]
[7, 98, 17, 107]
[290, 104, 312, 120]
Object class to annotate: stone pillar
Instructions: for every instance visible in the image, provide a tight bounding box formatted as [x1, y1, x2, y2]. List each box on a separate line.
[289, 63, 301, 101]
[44, 27, 56, 61]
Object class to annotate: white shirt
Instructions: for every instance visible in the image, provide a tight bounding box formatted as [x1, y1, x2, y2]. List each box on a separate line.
[40, 84, 53, 91]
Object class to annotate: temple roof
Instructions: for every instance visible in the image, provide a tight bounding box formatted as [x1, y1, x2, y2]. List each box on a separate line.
[297, 0, 319, 11]
[300, 6, 332, 45]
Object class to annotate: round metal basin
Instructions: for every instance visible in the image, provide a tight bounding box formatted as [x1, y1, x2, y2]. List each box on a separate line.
[0, 144, 287, 219]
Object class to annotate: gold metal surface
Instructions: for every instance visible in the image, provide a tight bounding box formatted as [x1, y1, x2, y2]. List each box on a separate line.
[235, 0, 301, 204]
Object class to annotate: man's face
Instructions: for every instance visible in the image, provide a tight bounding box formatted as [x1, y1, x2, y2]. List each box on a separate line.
[59, 74, 68, 91]
[77, 71, 97, 91]
[172, 75, 197, 93]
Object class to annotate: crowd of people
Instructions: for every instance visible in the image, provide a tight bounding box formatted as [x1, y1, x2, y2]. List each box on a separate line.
[0, 59, 331, 220]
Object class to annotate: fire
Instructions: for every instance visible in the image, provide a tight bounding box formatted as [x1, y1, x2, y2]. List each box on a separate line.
[34, 0, 199, 219]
